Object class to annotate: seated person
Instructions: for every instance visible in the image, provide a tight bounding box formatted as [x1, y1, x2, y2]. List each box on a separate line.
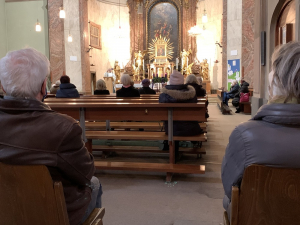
[138, 78, 156, 94]
[94, 79, 110, 95]
[159, 69, 203, 161]
[116, 73, 140, 97]
[50, 80, 60, 94]
[223, 80, 240, 106]
[56, 75, 80, 98]
[0, 48, 101, 225]
[185, 74, 206, 97]
[221, 41, 300, 219]
[232, 79, 250, 113]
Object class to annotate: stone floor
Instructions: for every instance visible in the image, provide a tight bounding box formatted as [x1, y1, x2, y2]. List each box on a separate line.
[95, 102, 251, 225]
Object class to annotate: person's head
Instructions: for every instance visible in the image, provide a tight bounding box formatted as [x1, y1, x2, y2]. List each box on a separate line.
[240, 79, 245, 84]
[96, 79, 107, 90]
[60, 75, 70, 84]
[197, 77, 203, 85]
[107, 68, 112, 73]
[185, 74, 199, 85]
[169, 70, 184, 85]
[120, 73, 132, 86]
[142, 78, 150, 87]
[270, 41, 300, 102]
[232, 80, 238, 86]
[0, 48, 49, 100]
[54, 80, 61, 87]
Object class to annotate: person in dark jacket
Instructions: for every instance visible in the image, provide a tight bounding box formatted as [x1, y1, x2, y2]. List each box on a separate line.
[116, 73, 140, 97]
[232, 79, 249, 113]
[159, 70, 203, 161]
[94, 79, 110, 95]
[0, 48, 101, 225]
[139, 78, 156, 94]
[185, 74, 206, 97]
[223, 80, 240, 106]
[56, 75, 80, 98]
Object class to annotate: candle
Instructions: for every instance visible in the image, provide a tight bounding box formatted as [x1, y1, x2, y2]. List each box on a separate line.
[176, 58, 179, 70]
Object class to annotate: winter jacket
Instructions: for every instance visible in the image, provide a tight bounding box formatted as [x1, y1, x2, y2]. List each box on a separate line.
[159, 84, 203, 136]
[186, 83, 206, 97]
[138, 87, 156, 95]
[56, 83, 80, 98]
[94, 90, 110, 95]
[222, 103, 300, 213]
[234, 81, 250, 98]
[227, 83, 240, 98]
[116, 86, 140, 97]
[0, 96, 95, 225]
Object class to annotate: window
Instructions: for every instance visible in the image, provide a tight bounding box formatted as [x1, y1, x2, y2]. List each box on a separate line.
[89, 22, 101, 50]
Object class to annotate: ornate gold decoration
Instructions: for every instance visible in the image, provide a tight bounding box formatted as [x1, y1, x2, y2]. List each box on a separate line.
[133, 50, 147, 81]
[184, 0, 189, 9]
[114, 61, 121, 83]
[201, 59, 209, 80]
[148, 36, 174, 61]
[181, 49, 192, 71]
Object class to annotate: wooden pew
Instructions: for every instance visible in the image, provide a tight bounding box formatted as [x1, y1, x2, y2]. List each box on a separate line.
[0, 163, 105, 225]
[46, 102, 207, 181]
[238, 88, 253, 114]
[223, 164, 300, 225]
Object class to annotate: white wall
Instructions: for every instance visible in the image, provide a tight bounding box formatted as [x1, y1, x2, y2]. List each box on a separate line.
[196, 0, 223, 89]
[0, 0, 49, 58]
[88, 0, 130, 81]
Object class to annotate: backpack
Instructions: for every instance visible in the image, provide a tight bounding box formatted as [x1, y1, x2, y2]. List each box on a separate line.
[240, 93, 250, 102]
[232, 97, 240, 107]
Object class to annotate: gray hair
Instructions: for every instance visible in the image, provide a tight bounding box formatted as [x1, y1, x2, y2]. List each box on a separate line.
[0, 48, 50, 98]
[271, 41, 300, 102]
[197, 77, 203, 85]
[96, 79, 107, 90]
[120, 73, 132, 86]
[185, 74, 199, 85]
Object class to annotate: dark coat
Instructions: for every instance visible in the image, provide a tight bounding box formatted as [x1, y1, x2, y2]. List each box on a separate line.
[232, 82, 250, 107]
[0, 97, 95, 225]
[227, 83, 240, 98]
[138, 87, 156, 95]
[56, 83, 80, 98]
[94, 90, 110, 95]
[116, 86, 140, 97]
[186, 83, 206, 97]
[159, 85, 203, 136]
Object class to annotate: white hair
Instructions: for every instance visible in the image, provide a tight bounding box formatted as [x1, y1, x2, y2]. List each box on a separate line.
[0, 48, 50, 98]
[185, 74, 199, 85]
[96, 79, 107, 90]
[120, 73, 132, 86]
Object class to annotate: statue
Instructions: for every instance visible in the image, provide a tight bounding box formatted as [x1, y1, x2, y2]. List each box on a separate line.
[134, 50, 146, 81]
[166, 67, 171, 79]
[114, 61, 121, 83]
[180, 49, 192, 73]
[201, 59, 209, 80]
[191, 60, 203, 78]
[186, 63, 194, 76]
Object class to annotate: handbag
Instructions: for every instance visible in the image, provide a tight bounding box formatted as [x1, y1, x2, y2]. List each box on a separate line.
[240, 93, 250, 102]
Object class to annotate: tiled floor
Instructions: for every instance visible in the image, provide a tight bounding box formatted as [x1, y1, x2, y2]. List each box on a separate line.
[95, 103, 251, 225]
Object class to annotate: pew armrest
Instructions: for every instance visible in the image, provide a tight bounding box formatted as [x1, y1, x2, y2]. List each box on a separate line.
[82, 207, 105, 225]
[230, 186, 239, 225]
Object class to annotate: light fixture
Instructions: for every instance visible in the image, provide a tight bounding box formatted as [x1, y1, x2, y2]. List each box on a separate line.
[202, 9, 208, 23]
[59, 7, 65, 18]
[188, 25, 202, 36]
[68, 33, 73, 42]
[35, 20, 41, 32]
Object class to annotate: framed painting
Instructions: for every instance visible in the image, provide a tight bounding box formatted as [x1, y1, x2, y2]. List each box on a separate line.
[156, 44, 166, 57]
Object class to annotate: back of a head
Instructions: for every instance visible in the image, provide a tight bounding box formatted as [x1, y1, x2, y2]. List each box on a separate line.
[120, 73, 131, 86]
[169, 70, 184, 85]
[55, 80, 61, 86]
[96, 79, 106, 90]
[142, 78, 150, 87]
[186, 74, 199, 85]
[0, 48, 50, 98]
[271, 41, 300, 102]
[60, 75, 70, 84]
[196, 77, 203, 85]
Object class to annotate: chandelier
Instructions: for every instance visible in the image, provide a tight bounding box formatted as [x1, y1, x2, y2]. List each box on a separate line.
[188, 25, 203, 36]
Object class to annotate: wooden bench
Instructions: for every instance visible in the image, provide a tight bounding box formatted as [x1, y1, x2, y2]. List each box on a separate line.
[46, 102, 207, 181]
[223, 164, 300, 225]
[0, 163, 105, 225]
[217, 89, 232, 115]
[238, 88, 253, 114]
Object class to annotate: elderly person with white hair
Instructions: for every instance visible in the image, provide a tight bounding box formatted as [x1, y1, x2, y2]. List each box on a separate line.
[50, 79, 61, 94]
[116, 73, 140, 97]
[0, 48, 101, 225]
[185, 74, 206, 97]
[223, 80, 240, 106]
[222, 41, 300, 218]
[94, 79, 110, 95]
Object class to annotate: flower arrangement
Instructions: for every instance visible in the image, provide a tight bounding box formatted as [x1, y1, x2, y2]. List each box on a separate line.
[152, 77, 168, 83]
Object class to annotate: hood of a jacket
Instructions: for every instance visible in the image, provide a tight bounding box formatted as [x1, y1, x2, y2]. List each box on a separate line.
[161, 85, 196, 101]
[242, 82, 249, 87]
[253, 103, 300, 125]
[60, 83, 77, 89]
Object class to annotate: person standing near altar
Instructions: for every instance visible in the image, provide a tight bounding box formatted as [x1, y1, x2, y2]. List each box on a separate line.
[104, 68, 116, 93]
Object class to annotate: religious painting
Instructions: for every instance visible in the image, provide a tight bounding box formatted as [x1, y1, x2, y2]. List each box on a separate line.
[227, 59, 241, 90]
[149, 2, 178, 61]
[156, 44, 166, 57]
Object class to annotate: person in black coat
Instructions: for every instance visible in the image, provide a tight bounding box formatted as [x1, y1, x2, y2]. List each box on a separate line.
[223, 81, 240, 106]
[94, 79, 110, 95]
[159, 70, 203, 162]
[56, 75, 80, 98]
[185, 74, 206, 97]
[138, 79, 156, 95]
[116, 73, 140, 97]
[233, 79, 250, 113]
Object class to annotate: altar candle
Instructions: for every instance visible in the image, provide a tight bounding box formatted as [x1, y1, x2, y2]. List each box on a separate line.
[176, 58, 179, 70]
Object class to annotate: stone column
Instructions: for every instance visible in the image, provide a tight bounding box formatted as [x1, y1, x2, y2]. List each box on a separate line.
[222, 0, 227, 88]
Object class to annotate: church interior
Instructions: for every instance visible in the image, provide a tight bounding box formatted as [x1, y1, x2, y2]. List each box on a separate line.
[0, 0, 299, 224]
